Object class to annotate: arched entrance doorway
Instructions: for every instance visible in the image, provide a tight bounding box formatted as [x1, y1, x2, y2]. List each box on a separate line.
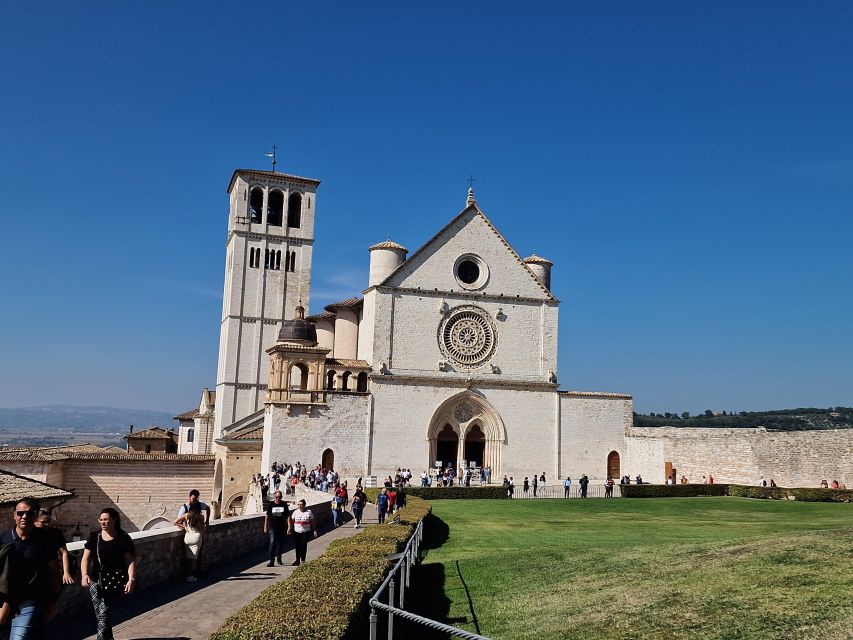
[322, 448, 334, 471]
[435, 424, 458, 468]
[428, 392, 505, 475]
[464, 424, 485, 467]
[607, 451, 620, 479]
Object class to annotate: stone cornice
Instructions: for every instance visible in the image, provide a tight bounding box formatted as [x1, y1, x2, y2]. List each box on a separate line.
[228, 231, 314, 245]
[370, 374, 558, 392]
[559, 391, 633, 400]
[362, 285, 558, 306]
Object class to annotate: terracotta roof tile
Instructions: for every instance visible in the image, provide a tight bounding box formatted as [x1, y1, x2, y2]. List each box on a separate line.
[0, 469, 72, 506]
[174, 409, 200, 420]
[123, 427, 177, 440]
[369, 239, 408, 252]
[324, 297, 363, 313]
[325, 358, 371, 369]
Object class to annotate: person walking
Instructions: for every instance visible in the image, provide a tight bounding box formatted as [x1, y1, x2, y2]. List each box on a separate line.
[174, 509, 205, 581]
[580, 474, 589, 498]
[377, 488, 389, 524]
[563, 476, 572, 498]
[523, 477, 529, 496]
[331, 490, 345, 528]
[532, 474, 538, 497]
[34, 508, 74, 586]
[508, 477, 515, 498]
[0, 497, 61, 638]
[351, 487, 367, 528]
[287, 500, 317, 566]
[80, 508, 136, 640]
[387, 487, 397, 515]
[263, 491, 289, 566]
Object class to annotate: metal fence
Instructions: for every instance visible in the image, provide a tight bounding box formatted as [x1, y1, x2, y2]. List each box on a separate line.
[511, 483, 618, 499]
[369, 519, 493, 640]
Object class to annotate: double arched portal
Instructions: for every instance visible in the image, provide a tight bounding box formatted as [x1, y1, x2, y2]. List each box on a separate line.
[427, 392, 505, 472]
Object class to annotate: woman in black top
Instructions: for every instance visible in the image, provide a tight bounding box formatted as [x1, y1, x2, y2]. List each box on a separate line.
[80, 508, 136, 640]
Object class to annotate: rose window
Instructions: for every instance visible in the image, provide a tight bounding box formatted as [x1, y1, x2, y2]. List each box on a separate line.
[439, 306, 496, 368]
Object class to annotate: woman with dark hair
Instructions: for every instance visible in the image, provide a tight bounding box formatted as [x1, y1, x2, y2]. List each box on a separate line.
[80, 508, 136, 640]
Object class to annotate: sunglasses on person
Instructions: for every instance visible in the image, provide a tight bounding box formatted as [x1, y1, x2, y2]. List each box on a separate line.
[15, 510, 34, 517]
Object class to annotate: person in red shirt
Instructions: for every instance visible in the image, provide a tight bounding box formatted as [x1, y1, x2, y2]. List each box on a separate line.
[387, 487, 397, 514]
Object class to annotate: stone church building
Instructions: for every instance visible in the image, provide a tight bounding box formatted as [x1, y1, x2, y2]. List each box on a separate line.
[187, 168, 632, 513]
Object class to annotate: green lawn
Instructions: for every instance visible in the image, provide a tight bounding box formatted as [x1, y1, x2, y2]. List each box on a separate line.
[411, 498, 853, 640]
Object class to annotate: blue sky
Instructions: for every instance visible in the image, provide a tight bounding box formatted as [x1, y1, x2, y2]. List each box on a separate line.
[1, 2, 851, 415]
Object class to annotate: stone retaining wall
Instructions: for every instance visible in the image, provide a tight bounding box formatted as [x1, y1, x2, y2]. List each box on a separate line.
[58, 497, 331, 618]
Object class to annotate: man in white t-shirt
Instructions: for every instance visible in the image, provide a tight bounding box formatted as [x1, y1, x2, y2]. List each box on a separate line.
[287, 499, 317, 566]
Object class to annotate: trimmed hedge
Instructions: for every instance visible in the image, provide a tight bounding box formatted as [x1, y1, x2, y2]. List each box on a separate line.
[210, 496, 432, 640]
[619, 483, 730, 498]
[621, 483, 853, 502]
[365, 486, 507, 502]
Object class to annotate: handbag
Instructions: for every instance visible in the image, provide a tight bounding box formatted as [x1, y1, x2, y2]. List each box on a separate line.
[96, 533, 128, 597]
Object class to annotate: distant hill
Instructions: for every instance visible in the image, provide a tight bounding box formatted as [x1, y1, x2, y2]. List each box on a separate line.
[634, 407, 853, 431]
[0, 405, 176, 431]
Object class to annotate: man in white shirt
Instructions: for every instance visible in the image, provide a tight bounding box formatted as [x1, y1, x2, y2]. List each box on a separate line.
[287, 499, 317, 566]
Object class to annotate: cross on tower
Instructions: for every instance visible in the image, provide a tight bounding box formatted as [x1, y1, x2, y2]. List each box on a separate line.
[466, 176, 477, 189]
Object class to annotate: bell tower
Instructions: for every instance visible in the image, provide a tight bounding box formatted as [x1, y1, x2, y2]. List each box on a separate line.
[214, 168, 320, 438]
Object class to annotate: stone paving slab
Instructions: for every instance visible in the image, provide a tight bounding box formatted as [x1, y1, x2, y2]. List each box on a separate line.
[57, 506, 377, 640]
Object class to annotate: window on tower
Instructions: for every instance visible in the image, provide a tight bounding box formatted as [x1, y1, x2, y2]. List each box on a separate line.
[267, 190, 284, 226]
[264, 249, 270, 269]
[289, 251, 296, 272]
[249, 188, 263, 223]
[275, 250, 282, 270]
[287, 193, 302, 228]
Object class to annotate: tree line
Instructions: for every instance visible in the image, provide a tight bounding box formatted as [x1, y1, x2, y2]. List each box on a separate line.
[633, 407, 853, 431]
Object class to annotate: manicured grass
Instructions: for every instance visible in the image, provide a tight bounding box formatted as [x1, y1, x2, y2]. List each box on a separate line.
[413, 498, 853, 640]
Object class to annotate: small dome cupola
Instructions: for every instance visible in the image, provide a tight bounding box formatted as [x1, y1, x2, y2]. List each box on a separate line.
[277, 302, 318, 345]
[523, 252, 554, 290]
[368, 239, 408, 287]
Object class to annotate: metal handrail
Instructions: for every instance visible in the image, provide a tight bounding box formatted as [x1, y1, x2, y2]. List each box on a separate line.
[368, 518, 492, 640]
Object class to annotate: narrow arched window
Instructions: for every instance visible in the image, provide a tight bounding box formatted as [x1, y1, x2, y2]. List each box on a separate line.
[326, 370, 336, 390]
[249, 188, 264, 223]
[267, 190, 283, 226]
[248, 248, 256, 268]
[264, 249, 270, 269]
[287, 193, 302, 228]
[356, 372, 368, 392]
[341, 371, 351, 391]
[289, 251, 296, 272]
[275, 250, 281, 270]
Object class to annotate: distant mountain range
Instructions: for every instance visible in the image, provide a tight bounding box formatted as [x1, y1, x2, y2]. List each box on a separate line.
[0, 405, 177, 432]
[634, 407, 853, 431]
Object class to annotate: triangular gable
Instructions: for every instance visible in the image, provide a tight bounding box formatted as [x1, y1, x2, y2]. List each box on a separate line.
[378, 204, 557, 302]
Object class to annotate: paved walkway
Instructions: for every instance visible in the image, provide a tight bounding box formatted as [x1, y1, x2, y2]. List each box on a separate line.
[59, 506, 377, 640]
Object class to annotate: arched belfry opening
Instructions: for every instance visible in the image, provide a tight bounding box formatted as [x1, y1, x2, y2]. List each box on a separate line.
[427, 392, 505, 474]
[267, 190, 284, 226]
[607, 451, 620, 480]
[249, 187, 263, 223]
[287, 192, 302, 228]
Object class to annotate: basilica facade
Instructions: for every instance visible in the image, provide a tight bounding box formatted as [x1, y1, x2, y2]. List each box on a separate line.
[189, 168, 632, 512]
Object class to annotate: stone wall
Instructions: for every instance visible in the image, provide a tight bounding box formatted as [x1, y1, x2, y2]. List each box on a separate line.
[48, 457, 214, 534]
[560, 394, 632, 482]
[57, 493, 332, 619]
[626, 426, 853, 487]
[262, 393, 370, 476]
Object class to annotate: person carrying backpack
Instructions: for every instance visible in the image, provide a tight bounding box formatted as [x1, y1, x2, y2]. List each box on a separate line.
[376, 489, 389, 524]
